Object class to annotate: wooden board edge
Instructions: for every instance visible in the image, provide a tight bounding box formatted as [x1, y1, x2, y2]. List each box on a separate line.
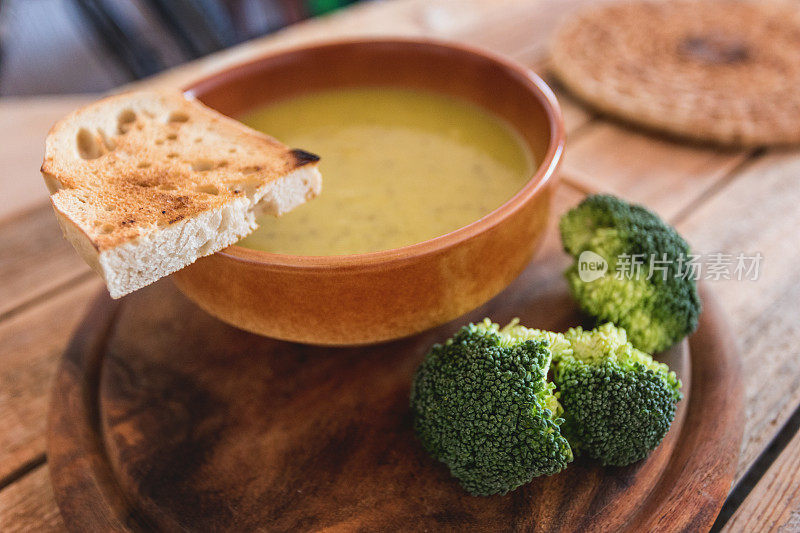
[47, 283, 744, 532]
[46, 290, 145, 532]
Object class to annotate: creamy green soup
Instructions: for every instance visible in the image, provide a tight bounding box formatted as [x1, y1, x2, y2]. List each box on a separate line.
[238, 87, 532, 255]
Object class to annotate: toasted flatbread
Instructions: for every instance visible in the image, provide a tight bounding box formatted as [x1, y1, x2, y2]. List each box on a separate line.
[41, 90, 321, 298]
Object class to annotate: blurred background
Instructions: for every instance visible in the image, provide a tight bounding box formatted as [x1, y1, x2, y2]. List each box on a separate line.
[0, 0, 365, 96]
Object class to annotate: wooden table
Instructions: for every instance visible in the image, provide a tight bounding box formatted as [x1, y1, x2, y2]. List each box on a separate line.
[0, 1, 797, 530]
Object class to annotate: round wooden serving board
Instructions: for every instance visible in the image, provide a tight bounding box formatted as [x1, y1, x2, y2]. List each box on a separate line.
[48, 253, 743, 532]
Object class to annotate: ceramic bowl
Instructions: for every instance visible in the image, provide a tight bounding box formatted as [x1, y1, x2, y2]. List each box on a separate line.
[174, 39, 564, 345]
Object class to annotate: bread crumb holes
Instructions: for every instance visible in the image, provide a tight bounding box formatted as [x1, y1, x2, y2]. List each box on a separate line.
[76, 128, 104, 160]
[117, 109, 136, 134]
[195, 184, 220, 195]
[191, 160, 214, 172]
[168, 111, 189, 123]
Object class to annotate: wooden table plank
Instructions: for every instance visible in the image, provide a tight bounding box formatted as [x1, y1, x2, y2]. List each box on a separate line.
[0, 465, 65, 533]
[447, 0, 591, 61]
[560, 122, 752, 221]
[722, 417, 800, 532]
[0, 205, 92, 318]
[676, 151, 800, 484]
[556, 92, 592, 136]
[0, 95, 96, 221]
[0, 279, 101, 483]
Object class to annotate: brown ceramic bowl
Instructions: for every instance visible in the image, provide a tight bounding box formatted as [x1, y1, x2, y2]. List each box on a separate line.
[174, 39, 565, 346]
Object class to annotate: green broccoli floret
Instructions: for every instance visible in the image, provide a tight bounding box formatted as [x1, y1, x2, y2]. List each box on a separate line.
[553, 323, 682, 466]
[559, 194, 701, 353]
[409, 319, 573, 495]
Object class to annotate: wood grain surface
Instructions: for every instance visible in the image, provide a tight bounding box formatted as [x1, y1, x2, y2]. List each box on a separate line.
[0, 465, 64, 533]
[0, 280, 101, 482]
[723, 416, 800, 532]
[0, 95, 95, 220]
[46, 223, 742, 532]
[1, 0, 799, 530]
[0, 205, 93, 317]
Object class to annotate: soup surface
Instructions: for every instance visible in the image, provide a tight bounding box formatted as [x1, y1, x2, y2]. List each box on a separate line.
[238, 87, 532, 255]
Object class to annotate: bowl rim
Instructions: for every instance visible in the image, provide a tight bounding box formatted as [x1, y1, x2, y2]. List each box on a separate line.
[183, 37, 565, 270]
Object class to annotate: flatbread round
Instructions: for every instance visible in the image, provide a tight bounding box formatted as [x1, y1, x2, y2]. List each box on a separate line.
[550, 0, 800, 146]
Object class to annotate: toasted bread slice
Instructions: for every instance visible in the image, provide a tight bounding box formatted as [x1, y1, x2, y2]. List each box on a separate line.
[41, 90, 321, 298]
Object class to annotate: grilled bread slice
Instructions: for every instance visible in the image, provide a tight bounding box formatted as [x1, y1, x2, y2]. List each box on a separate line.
[41, 90, 321, 298]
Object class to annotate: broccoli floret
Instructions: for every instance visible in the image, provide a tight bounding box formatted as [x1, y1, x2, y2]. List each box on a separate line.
[553, 323, 682, 466]
[559, 194, 701, 353]
[410, 319, 573, 495]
